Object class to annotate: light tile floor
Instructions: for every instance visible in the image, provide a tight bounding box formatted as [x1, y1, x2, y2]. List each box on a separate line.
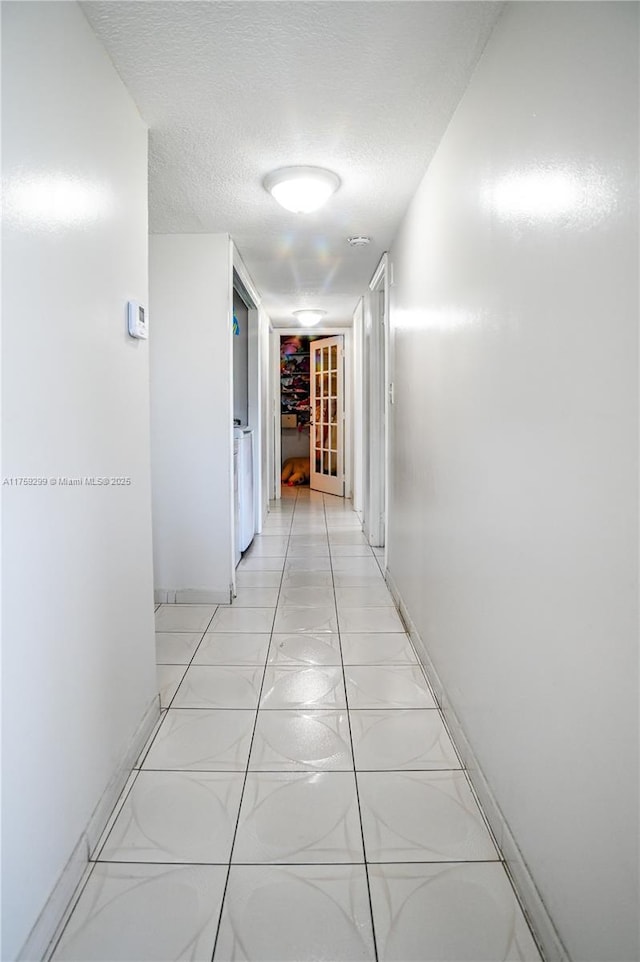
[51, 488, 542, 962]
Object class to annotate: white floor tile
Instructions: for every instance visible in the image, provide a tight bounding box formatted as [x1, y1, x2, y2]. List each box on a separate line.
[214, 864, 376, 961]
[330, 544, 374, 557]
[209, 607, 275, 633]
[288, 534, 329, 546]
[173, 666, 263, 709]
[335, 585, 395, 607]
[268, 632, 342, 666]
[341, 633, 418, 665]
[246, 536, 290, 555]
[56, 494, 534, 962]
[273, 605, 338, 634]
[155, 631, 203, 665]
[232, 772, 363, 863]
[358, 771, 498, 862]
[194, 633, 271, 665]
[142, 709, 255, 770]
[345, 666, 436, 709]
[154, 604, 217, 632]
[278, 585, 336, 607]
[350, 710, 461, 770]
[232, 587, 280, 607]
[97, 771, 244, 863]
[157, 665, 186, 708]
[261, 666, 346, 710]
[259, 523, 292, 535]
[331, 557, 381, 574]
[286, 545, 330, 558]
[368, 862, 541, 961]
[52, 863, 226, 962]
[235, 570, 283, 589]
[284, 556, 332, 571]
[338, 606, 404, 633]
[237, 556, 286, 571]
[332, 571, 386, 587]
[248, 710, 352, 771]
[328, 531, 368, 545]
[281, 570, 334, 588]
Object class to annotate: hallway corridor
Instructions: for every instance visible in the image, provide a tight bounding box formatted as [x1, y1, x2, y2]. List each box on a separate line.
[51, 490, 541, 961]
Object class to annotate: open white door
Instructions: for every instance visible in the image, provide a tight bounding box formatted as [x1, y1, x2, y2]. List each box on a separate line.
[310, 335, 344, 496]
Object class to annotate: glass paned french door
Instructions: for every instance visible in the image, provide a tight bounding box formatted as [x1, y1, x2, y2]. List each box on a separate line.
[310, 335, 344, 496]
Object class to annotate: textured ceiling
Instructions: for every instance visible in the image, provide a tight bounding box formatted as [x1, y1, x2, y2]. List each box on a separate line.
[82, 1, 503, 327]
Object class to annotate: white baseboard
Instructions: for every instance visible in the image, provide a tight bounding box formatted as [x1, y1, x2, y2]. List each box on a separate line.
[385, 568, 570, 962]
[20, 696, 161, 962]
[154, 588, 231, 604]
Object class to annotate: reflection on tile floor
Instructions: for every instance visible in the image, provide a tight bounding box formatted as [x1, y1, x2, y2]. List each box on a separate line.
[51, 488, 541, 962]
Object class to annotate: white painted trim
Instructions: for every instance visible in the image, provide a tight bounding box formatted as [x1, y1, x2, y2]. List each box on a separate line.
[271, 329, 282, 500]
[385, 567, 569, 962]
[22, 697, 161, 962]
[342, 328, 353, 499]
[233, 245, 264, 539]
[271, 327, 353, 503]
[232, 247, 262, 309]
[246, 306, 262, 534]
[351, 299, 364, 516]
[364, 254, 388, 548]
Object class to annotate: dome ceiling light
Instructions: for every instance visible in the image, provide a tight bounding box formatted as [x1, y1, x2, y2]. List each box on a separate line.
[264, 166, 341, 213]
[293, 309, 327, 328]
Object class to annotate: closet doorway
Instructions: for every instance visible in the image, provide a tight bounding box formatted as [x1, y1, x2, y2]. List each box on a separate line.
[275, 330, 350, 499]
[310, 335, 344, 496]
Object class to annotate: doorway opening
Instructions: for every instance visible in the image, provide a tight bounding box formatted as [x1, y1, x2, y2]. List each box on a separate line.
[277, 332, 346, 497]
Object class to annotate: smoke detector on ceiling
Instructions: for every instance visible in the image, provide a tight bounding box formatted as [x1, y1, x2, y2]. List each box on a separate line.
[347, 235, 371, 247]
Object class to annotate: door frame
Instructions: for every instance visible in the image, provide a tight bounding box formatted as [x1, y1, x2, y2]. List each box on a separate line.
[310, 335, 345, 497]
[231, 248, 267, 595]
[272, 327, 352, 501]
[363, 253, 389, 552]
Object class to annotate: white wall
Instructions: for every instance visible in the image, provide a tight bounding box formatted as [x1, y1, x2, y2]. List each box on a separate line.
[387, 4, 638, 960]
[149, 234, 234, 602]
[1, 4, 157, 958]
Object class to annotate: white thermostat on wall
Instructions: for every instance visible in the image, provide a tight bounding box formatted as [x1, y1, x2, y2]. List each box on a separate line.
[127, 301, 148, 339]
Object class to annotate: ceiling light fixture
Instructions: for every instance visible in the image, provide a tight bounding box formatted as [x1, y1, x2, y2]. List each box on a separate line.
[264, 166, 341, 213]
[293, 309, 326, 328]
[347, 235, 371, 246]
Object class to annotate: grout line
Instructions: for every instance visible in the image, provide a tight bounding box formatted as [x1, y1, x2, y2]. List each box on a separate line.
[64, 857, 506, 868]
[127, 765, 466, 775]
[327, 493, 380, 962]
